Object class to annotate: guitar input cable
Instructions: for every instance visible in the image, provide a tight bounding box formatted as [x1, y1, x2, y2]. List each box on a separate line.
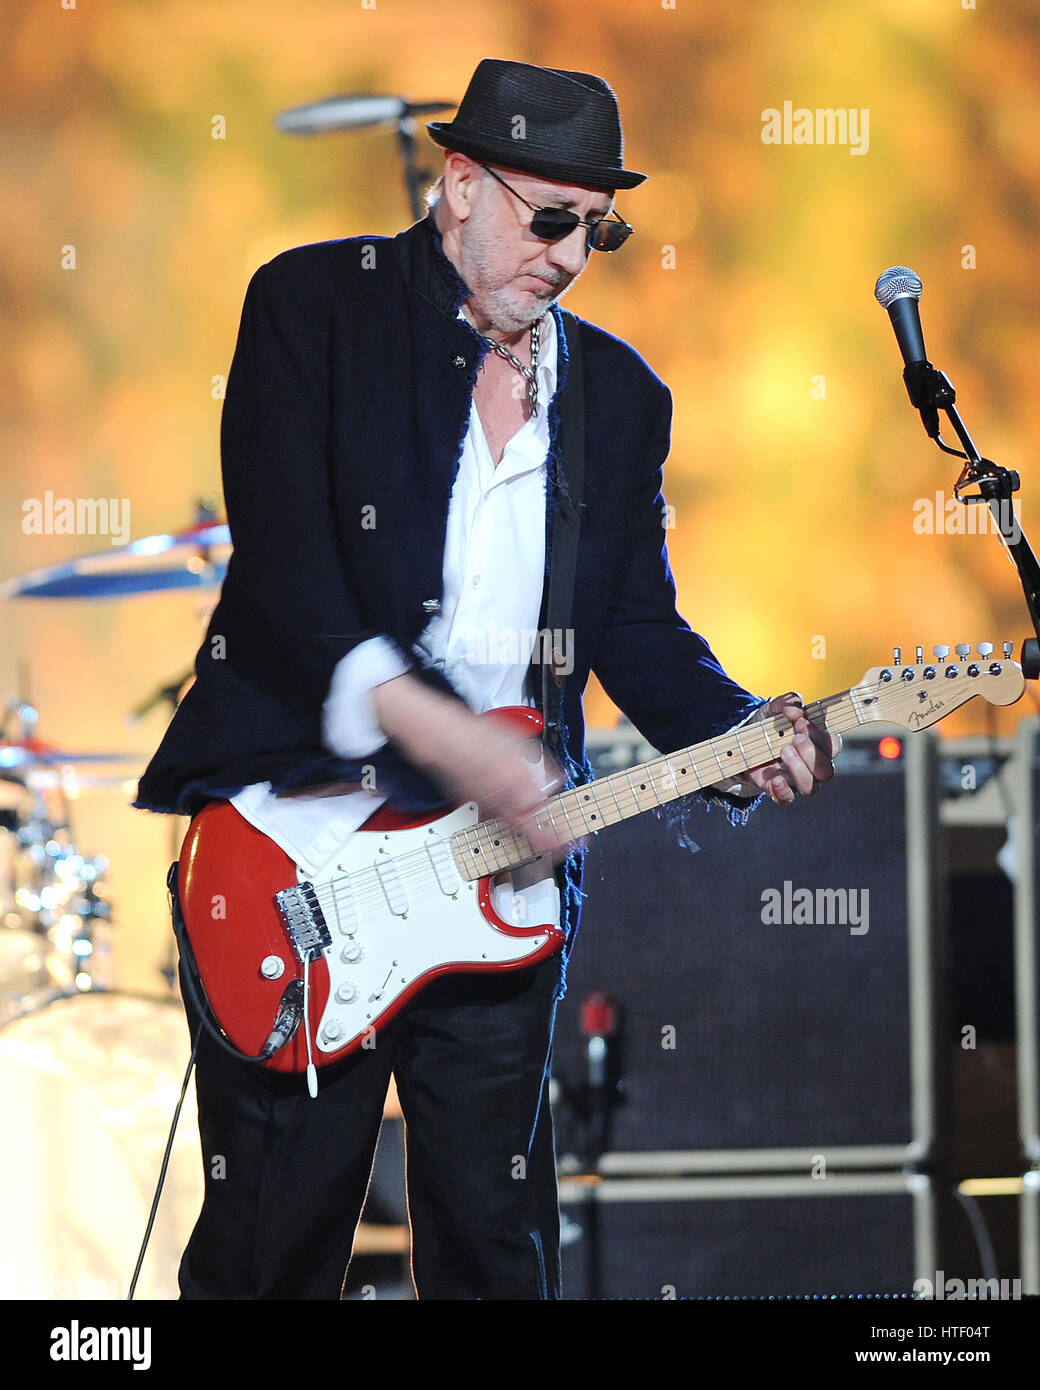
[127, 1028, 198, 1301]
[126, 863, 311, 1299]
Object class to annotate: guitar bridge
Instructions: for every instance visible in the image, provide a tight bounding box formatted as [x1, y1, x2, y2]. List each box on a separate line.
[274, 881, 331, 964]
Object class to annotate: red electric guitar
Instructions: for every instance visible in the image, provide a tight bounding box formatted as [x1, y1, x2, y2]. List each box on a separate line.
[175, 644, 1024, 1073]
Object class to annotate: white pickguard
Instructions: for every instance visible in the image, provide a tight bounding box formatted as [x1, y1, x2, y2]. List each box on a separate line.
[298, 802, 560, 1055]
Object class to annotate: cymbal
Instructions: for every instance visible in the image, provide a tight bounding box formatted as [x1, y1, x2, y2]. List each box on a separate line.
[1, 522, 231, 599]
[23, 768, 140, 793]
[0, 740, 144, 771]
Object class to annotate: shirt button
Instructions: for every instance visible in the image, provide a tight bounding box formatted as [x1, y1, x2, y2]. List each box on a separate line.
[470, 574, 481, 587]
[451, 355, 467, 370]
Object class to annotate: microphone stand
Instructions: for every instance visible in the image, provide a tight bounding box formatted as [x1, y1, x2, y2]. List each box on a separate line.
[395, 115, 434, 222]
[904, 358, 1040, 680]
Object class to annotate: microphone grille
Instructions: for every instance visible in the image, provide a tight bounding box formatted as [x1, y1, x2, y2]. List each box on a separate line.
[875, 266, 923, 308]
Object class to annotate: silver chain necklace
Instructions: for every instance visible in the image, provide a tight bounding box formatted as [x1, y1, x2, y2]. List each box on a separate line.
[475, 315, 543, 416]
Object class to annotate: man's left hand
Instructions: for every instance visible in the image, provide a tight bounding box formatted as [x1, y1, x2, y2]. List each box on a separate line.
[730, 693, 841, 805]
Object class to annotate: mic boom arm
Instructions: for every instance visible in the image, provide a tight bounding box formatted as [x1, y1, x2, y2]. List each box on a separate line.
[883, 311, 1040, 679]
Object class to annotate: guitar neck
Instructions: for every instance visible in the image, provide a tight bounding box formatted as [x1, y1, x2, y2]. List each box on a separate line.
[450, 686, 867, 881]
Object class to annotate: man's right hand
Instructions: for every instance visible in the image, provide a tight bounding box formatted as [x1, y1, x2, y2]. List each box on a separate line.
[371, 673, 566, 860]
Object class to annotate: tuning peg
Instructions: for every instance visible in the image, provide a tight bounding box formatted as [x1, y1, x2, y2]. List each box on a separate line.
[977, 642, 994, 658]
[893, 646, 902, 666]
[955, 644, 971, 659]
[1003, 641, 1013, 659]
[916, 646, 924, 664]
[933, 645, 950, 663]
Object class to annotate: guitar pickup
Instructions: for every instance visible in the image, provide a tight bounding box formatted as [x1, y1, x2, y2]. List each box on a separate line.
[274, 881, 332, 964]
[374, 855, 410, 917]
[425, 837, 460, 896]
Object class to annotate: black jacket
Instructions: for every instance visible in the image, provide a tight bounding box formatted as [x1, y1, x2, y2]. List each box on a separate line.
[135, 211, 759, 841]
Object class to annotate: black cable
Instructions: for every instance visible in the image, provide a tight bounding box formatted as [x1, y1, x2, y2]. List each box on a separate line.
[127, 1026, 200, 1300]
[126, 862, 309, 1298]
[950, 1186, 1001, 1283]
[166, 860, 279, 1065]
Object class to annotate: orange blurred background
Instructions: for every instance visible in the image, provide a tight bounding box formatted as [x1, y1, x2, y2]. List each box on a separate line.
[3, 0, 1040, 989]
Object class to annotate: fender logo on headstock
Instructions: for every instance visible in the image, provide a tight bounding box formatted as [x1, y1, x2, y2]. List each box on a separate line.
[907, 696, 946, 727]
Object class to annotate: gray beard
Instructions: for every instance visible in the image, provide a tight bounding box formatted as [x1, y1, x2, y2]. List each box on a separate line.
[481, 279, 569, 335]
[461, 201, 575, 334]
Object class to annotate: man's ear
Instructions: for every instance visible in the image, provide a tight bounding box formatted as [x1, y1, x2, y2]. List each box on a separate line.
[442, 153, 484, 223]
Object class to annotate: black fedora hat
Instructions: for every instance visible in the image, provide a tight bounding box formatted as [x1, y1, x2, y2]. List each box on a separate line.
[427, 58, 647, 192]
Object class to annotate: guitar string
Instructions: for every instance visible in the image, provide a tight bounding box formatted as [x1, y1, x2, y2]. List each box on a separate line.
[453, 666, 1011, 868]
[306, 665, 1008, 922]
[307, 706, 828, 921]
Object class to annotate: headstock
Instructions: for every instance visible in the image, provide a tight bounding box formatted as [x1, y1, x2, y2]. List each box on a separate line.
[853, 642, 1025, 732]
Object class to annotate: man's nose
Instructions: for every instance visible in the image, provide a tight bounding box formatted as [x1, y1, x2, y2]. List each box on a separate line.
[544, 226, 590, 277]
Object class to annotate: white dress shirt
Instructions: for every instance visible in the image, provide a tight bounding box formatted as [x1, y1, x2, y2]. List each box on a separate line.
[230, 308, 560, 930]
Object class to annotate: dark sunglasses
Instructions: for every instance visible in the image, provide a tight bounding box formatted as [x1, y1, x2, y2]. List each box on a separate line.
[480, 164, 634, 253]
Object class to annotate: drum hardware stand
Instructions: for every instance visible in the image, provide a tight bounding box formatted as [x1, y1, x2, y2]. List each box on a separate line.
[129, 674, 194, 993]
[2, 688, 114, 993]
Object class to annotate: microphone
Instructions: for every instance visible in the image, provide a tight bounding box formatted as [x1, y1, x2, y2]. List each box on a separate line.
[874, 266, 940, 437]
[874, 266, 927, 367]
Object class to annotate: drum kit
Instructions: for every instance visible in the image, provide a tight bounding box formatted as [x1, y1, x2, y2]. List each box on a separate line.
[0, 727, 114, 1022]
[0, 500, 230, 1298]
[0, 498, 231, 1006]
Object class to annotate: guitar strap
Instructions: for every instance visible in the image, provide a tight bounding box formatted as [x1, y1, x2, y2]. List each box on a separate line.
[538, 308, 585, 762]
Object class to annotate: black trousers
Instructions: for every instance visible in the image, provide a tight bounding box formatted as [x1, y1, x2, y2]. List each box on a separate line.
[178, 949, 564, 1300]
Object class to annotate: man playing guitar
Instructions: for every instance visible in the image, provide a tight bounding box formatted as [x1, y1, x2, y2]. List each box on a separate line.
[135, 58, 838, 1300]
